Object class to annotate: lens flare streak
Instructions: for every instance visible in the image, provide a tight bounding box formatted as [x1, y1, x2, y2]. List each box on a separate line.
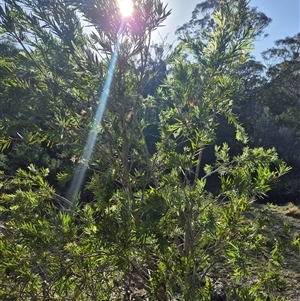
[67, 22, 125, 203]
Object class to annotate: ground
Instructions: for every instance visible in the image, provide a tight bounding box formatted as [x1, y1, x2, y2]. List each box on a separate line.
[269, 203, 300, 301]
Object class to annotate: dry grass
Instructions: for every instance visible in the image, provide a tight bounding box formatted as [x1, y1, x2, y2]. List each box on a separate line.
[269, 203, 300, 219]
[264, 203, 300, 300]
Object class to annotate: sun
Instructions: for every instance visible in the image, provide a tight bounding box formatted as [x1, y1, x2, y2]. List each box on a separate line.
[118, 0, 133, 18]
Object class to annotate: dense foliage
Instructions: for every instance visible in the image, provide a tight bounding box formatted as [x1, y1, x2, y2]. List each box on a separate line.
[0, 0, 299, 300]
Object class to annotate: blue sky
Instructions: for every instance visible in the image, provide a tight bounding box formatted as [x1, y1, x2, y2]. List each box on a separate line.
[152, 0, 300, 61]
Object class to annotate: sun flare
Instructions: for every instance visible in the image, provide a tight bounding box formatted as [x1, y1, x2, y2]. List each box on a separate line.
[118, 0, 133, 18]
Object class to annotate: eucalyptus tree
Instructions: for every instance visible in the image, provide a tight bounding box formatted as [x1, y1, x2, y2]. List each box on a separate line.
[261, 33, 300, 141]
[248, 33, 300, 204]
[0, 0, 296, 300]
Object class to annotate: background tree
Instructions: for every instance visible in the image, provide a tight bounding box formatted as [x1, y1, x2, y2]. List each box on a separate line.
[242, 33, 300, 204]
